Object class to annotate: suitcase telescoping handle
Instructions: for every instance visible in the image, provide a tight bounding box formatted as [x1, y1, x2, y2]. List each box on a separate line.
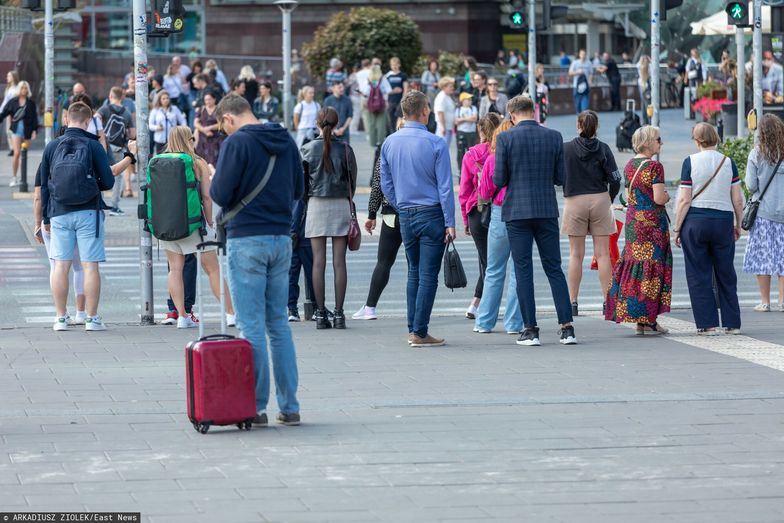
[196, 240, 228, 339]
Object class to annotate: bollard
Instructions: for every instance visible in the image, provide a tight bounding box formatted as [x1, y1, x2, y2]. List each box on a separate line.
[18, 141, 28, 193]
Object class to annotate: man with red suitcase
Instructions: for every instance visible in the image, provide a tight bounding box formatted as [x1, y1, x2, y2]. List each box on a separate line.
[210, 94, 304, 426]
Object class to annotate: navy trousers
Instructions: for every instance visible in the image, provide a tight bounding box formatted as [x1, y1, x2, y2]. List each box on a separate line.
[288, 241, 315, 311]
[506, 217, 573, 328]
[167, 253, 196, 314]
[680, 216, 741, 329]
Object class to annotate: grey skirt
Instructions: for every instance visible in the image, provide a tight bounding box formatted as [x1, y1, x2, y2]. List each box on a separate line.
[305, 196, 351, 238]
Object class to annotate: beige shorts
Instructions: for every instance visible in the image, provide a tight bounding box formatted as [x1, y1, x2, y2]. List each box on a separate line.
[159, 227, 217, 255]
[561, 193, 615, 236]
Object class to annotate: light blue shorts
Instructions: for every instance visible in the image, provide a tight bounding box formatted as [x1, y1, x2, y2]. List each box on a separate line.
[50, 210, 106, 263]
[13, 121, 24, 138]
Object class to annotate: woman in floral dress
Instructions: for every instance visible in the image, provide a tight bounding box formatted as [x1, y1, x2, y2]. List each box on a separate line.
[194, 91, 224, 166]
[605, 125, 673, 335]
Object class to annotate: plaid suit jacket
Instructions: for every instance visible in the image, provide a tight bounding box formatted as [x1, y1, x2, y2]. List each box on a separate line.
[492, 120, 564, 221]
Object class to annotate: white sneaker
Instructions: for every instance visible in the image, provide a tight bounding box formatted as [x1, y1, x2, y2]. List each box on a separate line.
[85, 316, 107, 331]
[472, 326, 491, 333]
[352, 305, 377, 320]
[226, 314, 236, 327]
[53, 316, 69, 332]
[8, 178, 18, 187]
[177, 315, 198, 329]
[72, 311, 88, 325]
[754, 303, 771, 312]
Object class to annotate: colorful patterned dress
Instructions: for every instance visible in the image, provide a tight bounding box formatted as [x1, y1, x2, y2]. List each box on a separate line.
[605, 157, 673, 325]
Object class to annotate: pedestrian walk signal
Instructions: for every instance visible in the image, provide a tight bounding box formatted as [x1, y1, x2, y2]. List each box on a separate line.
[726, 1, 749, 26]
[510, 11, 525, 28]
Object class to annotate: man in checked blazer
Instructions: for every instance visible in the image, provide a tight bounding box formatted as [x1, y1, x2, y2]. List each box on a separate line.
[493, 95, 576, 347]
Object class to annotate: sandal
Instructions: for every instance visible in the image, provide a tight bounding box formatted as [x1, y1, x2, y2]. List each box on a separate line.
[636, 323, 668, 336]
[122, 190, 134, 198]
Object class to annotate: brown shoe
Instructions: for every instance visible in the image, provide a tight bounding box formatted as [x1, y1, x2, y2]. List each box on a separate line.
[407, 333, 415, 345]
[410, 334, 445, 347]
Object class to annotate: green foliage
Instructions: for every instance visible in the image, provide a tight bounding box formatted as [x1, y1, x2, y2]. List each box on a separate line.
[719, 133, 755, 197]
[414, 51, 465, 78]
[696, 80, 723, 100]
[302, 7, 422, 80]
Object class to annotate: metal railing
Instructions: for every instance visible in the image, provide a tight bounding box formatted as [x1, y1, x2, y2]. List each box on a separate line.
[0, 6, 34, 35]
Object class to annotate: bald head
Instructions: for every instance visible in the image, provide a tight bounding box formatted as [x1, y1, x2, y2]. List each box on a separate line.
[172, 56, 182, 67]
[72, 83, 86, 96]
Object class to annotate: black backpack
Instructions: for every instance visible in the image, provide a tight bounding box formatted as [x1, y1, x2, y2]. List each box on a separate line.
[616, 111, 641, 152]
[102, 105, 128, 148]
[443, 238, 467, 290]
[48, 136, 98, 206]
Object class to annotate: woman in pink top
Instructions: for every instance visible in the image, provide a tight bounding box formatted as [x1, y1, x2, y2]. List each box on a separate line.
[459, 114, 502, 319]
[473, 121, 524, 334]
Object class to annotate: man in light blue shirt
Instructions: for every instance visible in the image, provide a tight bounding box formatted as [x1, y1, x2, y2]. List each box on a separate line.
[381, 91, 456, 348]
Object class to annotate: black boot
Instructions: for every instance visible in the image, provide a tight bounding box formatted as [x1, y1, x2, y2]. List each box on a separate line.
[333, 308, 346, 329]
[315, 308, 332, 329]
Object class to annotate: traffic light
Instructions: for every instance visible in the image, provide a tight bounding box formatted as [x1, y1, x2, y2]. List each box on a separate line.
[21, 0, 74, 11]
[726, 1, 750, 26]
[660, 0, 684, 21]
[540, 0, 568, 31]
[509, 10, 525, 29]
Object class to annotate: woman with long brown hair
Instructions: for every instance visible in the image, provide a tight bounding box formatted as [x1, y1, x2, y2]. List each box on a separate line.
[301, 107, 358, 329]
[472, 120, 523, 334]
[743, 114, 784, 312]
[157, 126, 235, 328]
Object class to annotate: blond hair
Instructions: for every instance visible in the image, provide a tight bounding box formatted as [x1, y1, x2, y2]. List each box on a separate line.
[489, 121, 514, 153]
[632, 125, 660, 154]
[369, 65, 383, 83]
[16, 80, 31, 98]
[437, 76, 454, 90]
[239, 65, 255, 81]
[165, 126, 197, 157]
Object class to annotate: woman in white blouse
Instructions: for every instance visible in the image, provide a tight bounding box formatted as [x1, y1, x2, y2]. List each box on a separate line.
[149, 91, 186, 154]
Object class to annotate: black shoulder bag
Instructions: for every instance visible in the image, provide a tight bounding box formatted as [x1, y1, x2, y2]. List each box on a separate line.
[742, 157, 783, 231]
[443, 237, 468, 291]
[215, 155, 277, 245]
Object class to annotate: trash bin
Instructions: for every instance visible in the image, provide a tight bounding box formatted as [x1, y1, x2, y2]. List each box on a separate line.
[721, 102, 738, 137]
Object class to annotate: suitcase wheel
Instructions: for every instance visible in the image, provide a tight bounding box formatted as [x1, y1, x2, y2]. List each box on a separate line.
[193, 422, 211, 434]
[237, 420, 253, 431]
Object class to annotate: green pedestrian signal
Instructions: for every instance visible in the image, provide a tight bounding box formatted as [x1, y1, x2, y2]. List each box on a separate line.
[510, 11, 524, 27]
[725, 1, 749, 26]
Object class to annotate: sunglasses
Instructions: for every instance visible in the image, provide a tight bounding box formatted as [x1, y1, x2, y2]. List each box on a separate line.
[488, 82, 499, 86]
[656, 137, 663, 144]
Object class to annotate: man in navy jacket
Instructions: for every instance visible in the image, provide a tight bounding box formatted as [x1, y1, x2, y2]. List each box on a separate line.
[493, 95, 576, 347]
[40, 102, 114, 332]
[210, 94, 304, 427]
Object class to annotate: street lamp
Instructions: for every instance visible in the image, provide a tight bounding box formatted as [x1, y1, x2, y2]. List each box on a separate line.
[275, 0, 298, 131]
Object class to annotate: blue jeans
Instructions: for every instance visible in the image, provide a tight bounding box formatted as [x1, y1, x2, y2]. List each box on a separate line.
[227, 235, 299, 415]
[574, 91, 589, 113]
[507, 217, 573, 328]
[475, 206, 523, 332]
[288, 241, 314, 310]
[399, 205, 446, 338]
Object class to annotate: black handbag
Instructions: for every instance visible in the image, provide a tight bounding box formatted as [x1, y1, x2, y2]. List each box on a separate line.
[478, 187, 502, 229]
[742, 157, 783, 231]
[443, 237, 467, 290]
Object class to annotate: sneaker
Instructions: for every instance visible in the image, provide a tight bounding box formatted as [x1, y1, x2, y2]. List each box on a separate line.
[85, 316, 107, 331]
[473, 326, 491, 333]
[725, 328, 742, 335]
[161, 311, 179, 325]
[559, 325, 577, 345]
[407, 333, 415, 345]
[253, 411, 268, 426]
[8, 178, 18, 187]
[288, 309, 301, 322]
[332, 308, 346, 329]
[315, 308, 332, 329]
[108, 207, 125, 216]
[506, 329, 522, 335]
[754, 303, 771, 312]
[72, 311, 88, 325]
[697, 328, 719, 336]
[276, 412, 301, 426]
[571, 302, 579, 317]
[410, 334, 445, 347]
[177, 315, 198, 329]
[226, 313, 236, 327]
[352, 305, 378, 320]
[516, 327, 541, 346]
[53, 316, 69, 332]
[465, 304, 478, 320]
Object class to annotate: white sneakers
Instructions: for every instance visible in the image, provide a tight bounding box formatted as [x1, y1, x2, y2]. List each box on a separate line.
[53, 313, 105, 331]
[177, 315, 198, 329]
[352, 306, 377, 320]
[8, 177, 18, 187]
[226, 314, 236, 327]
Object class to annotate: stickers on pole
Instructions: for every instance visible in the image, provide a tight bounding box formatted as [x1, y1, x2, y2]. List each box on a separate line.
[148, 0, 186, 38]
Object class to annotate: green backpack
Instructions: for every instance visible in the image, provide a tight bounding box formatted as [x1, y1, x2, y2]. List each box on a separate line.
[144, 152, 204, 241]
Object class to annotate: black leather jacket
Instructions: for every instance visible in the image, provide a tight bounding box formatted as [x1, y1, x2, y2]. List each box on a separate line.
[301, 137, 357, 199]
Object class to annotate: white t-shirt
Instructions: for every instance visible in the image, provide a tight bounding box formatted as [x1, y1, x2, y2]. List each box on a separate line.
[434, 91, 456, 135]
[294, 100, 320, 130]
[569, 59, 593, 88]
[0, 85, 18, 113]
[88, 114, 104, 136]
[455, 105, 477, 133]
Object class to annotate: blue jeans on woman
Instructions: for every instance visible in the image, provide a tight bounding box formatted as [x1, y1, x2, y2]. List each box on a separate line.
[475, 205, 523, 333]
[227, 234, 299, 415]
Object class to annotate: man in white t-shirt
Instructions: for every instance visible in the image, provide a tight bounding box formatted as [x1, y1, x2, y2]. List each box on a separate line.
[433, 77, 456, 147]
[568, 49, 593, 114]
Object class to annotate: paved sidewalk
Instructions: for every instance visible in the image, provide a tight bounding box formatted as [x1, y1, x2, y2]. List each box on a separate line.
[1, 313, 784, 522]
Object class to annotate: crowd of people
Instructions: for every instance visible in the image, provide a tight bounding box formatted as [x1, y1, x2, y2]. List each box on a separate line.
[11, 45, 784, 427]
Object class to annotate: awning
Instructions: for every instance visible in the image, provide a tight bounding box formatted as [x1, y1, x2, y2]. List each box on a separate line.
[690, 6, 771, 36]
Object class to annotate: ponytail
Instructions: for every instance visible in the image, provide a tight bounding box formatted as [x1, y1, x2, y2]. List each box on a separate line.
[317, 107, 340, 174]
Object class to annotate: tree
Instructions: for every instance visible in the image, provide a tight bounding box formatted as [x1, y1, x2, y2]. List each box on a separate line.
[302, 7, 423, 80]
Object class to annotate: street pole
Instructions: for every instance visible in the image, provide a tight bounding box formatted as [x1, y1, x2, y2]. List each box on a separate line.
[132, 0, 154, 325]
[651, 0, 661, 128]
[527, 0, 536, 102]
[736, 27, 746, 138]
[275, 1, 298, 130]
[753, 0, 763, 143]
[44, 0, 53, 144]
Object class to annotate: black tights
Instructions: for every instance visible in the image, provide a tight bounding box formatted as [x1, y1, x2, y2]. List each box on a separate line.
[467, 208, 488, 299]
[311, 236, 348, 311]
[366, 217, 403, 308]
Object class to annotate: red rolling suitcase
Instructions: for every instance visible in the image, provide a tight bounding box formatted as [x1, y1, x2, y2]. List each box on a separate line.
[185, 241, 256, 434]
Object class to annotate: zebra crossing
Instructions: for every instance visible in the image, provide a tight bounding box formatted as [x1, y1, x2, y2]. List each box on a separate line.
[4, 234, 762, 325]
